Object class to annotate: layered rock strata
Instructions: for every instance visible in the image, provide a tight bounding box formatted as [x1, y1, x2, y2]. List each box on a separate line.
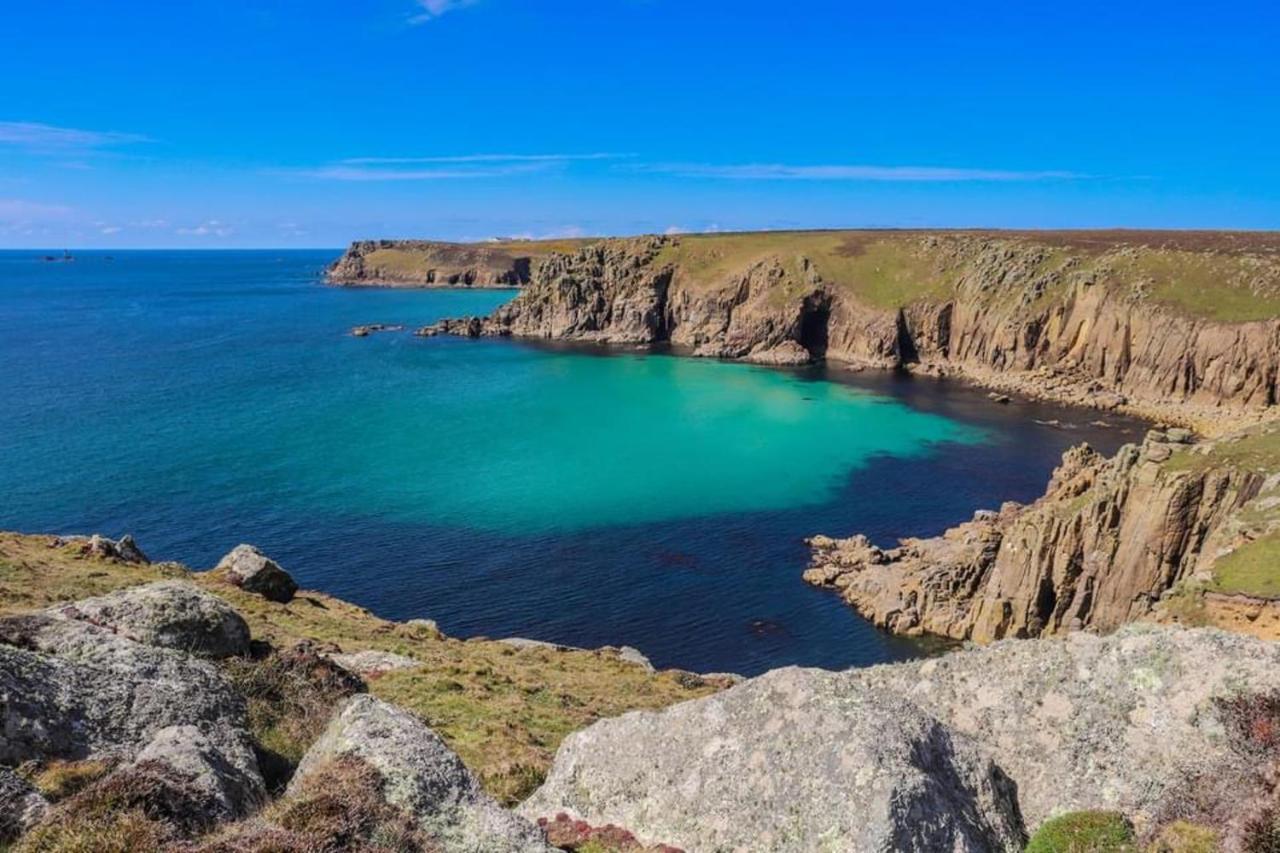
[805, 428, 1269, 641]
[415, 232, 1280, 430]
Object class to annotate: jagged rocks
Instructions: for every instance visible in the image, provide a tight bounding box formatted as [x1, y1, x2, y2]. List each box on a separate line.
[215, 544, 298, 603]
[46, 580, 250, 658]
[522, 667, 1026, 852]
[290, 694, 553, 852]
[327, 240, 534, 287]
[806, 431, 1266, 641]
[0, 767, 48, 843]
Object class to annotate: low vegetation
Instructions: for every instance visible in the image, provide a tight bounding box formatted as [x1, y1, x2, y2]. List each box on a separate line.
[0, 532, 720, 806]
[1025, 811, 1137, 852]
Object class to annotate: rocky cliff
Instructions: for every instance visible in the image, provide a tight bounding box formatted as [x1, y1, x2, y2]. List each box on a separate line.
[424, 229, 1280, 430]
[805, 422, 1280, 643]
[328, 240, 537, 287]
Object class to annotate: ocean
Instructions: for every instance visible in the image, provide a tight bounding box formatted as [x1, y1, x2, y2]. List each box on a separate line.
[0, 250, 1143, 674]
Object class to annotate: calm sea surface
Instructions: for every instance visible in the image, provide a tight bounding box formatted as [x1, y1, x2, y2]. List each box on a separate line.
[0, 250, 1143, 674]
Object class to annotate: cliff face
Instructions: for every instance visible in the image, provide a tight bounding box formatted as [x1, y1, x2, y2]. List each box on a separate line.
[434, 230, 1280, 429]
[804, 424, 1280, 642]
[327, 240, 535, 287]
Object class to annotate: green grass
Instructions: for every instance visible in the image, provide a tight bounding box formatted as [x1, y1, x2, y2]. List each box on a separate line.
[0, 532, 720, 805]
[1115, 249, 1280, 323]
[1025, 811, 1137, 853]
[1210, 531, 1280, 599]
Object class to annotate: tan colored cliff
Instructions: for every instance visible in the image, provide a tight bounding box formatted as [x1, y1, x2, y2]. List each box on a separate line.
[328, 239, 577, 287]
[423, 229, 1280, 431]
[804, 423, 1280, 642]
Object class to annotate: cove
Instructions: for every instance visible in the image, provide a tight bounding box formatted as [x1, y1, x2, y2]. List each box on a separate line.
[0, 250, 1145, 675]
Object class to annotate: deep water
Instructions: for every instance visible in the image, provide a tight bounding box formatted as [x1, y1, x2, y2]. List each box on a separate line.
[0, 250, 1145, 675]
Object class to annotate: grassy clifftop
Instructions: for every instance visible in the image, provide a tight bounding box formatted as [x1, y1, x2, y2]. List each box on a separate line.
[0, 532, 719, 804]
[336, 229, 1280, 322]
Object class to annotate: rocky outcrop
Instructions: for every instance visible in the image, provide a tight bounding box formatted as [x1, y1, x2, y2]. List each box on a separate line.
[290, 694, 553, 852]
[53, 533, 149, 564]
[0, 614, 256, 771]
[328, 240, 534, 287]
[0, 768, 48, 843]
[522, 668, 1027, 852]
[47, 580, 251, 658]
[806, 428, 1267, 641]
[426, 232, 1280, 430]
[527, 626, 1280, 841]
[214, 544, 298, 603]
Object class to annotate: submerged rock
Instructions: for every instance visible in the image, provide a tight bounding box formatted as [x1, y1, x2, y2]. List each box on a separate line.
[290, 695, 553, 852]
[215, 544, 299, 603]
[522, 669, 1026, 852]
[48, 580, 250, 658]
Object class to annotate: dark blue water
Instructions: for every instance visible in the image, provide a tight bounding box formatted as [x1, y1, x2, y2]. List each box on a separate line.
[0, 251, 1144, 675]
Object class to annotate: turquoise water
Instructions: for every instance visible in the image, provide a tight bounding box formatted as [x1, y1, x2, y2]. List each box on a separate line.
[0, 251, 1141, 674]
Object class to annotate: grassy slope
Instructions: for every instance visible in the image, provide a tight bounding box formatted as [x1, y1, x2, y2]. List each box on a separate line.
[0, 532, 717, 804]
[370, 229, 1280, 321]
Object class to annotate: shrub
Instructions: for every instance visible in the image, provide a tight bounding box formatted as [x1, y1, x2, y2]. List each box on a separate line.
[18, 758, 114, 802]
[1147, 820, 1219, 852]
[219, 641, 365, 792]
[1025, 811, 1136, 853]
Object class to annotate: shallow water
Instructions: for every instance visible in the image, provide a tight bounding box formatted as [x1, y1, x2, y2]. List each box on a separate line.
[0, 250, 1144, 674]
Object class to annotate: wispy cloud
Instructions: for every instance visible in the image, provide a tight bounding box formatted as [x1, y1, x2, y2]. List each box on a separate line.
[639, 162, 1083, 182]
[408, 0, 480, 24]
[0, 121, 150, 152]
[294, 152, 628, 182]
[0, 198, 74, 237]
[177, 219, 234, 237]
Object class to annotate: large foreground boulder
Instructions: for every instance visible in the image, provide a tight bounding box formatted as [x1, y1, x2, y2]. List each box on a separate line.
[47, 580, 250, 658]
[131, 724, 265, 823]
[850, 625, 1280, 829]
[526, 626, 1280, 847]
[0, 615, 256, 774]
[215, 544, 298, 603]
[521, 668, 1027, 852]
[290, 695, 553, 852]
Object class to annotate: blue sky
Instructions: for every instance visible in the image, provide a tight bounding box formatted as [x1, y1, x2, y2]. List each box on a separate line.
[2, 0, 1277, 247]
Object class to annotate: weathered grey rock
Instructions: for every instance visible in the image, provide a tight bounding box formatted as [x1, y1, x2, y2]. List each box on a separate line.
[498, 636, 575, 652]
[612, 645, 654, 672]
[53, 533, 149, 564]
[527, 627, 1280, 843]
[328, 649, 421, 676]
[522, 669, 1026, 852]
[215, 544, 298, 603]
[132, 725, 265, 822]
[0, 766, 48, 843]
[290, 695, 553, 852]
[48, 580, 250, 658]
[848, 625, 1280, 830]
[0, 615, 255, 770]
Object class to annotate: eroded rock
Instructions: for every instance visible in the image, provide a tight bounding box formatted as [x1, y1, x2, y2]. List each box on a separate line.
[131, 724, 265, 823]
[0, 767, 48, 843]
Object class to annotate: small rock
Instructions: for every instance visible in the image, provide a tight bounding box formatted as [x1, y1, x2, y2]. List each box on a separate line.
[215, 544, 298, 603]
[500, 637, 580, 652]
[290, 695, 553, 852]
[54, 533, 150, 564]
[0, 766, 49, 843]
[327, 649, 421, 676]
[988, 393, 1012, 404]
[1166, 427, 1195, 444]
[612, 646, 655, 672]
[50, 580, 250, 658]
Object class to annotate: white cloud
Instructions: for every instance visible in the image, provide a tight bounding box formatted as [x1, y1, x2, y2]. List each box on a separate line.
[99, 225, 123, 235]
[639, 162, 1083, 182]
[0, 121, 149, 151]
[177, 219, 234, 237]
[294, 152, 628, 182]
[664, 225, 687, 235]
[408, 0, 480, 24]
